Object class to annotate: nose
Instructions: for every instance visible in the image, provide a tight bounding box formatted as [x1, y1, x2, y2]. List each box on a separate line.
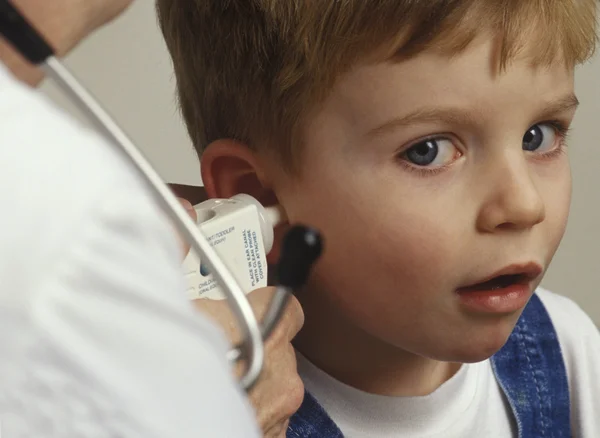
[476, 154, 546, 233]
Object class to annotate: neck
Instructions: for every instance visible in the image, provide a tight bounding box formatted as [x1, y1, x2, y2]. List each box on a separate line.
[294, 287, 462, 397]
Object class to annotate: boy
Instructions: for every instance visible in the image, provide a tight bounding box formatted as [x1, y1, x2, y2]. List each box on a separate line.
[156, 0, 600, 436]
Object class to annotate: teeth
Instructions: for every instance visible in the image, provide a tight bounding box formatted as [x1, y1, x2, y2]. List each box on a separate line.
[464, 274, 522, 291]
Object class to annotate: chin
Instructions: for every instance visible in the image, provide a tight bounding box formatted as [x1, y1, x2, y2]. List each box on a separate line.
[433, 342, 510, 364]
[450, 342, 509, 364]
[428, 320, 518, 364]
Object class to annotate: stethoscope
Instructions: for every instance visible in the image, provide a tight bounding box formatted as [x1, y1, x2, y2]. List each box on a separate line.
[0, 0, 322, 391]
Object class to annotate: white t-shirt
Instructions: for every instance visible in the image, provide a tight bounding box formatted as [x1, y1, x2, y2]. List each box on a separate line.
[297, 288, 600, 437]
[0, 65, 259, 437]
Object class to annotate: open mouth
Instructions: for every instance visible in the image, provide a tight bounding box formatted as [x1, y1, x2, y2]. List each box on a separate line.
[457, 262, 543, 294]
[459, 274, 528, 292]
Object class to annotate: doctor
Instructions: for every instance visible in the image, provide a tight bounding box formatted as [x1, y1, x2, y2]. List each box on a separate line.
[0, 0, 303, 437]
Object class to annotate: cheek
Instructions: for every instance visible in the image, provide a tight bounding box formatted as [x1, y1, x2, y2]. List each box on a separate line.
[540, 160, 572, 251]
[296, 188, 465, 326]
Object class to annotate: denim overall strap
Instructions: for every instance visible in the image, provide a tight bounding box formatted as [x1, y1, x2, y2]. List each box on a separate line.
[287, 390, 344, 437]
[491, 293, 571, 438]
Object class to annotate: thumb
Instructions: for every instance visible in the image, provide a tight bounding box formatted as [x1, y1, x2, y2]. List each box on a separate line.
[177, 198, 197, 258]
[247, 287, 305, 339]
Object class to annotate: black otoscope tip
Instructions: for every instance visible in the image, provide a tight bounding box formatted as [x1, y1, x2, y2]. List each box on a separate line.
[276, 225, 323, 289]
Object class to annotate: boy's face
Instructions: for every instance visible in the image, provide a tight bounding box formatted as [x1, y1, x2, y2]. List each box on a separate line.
[272, 34, 576, 362]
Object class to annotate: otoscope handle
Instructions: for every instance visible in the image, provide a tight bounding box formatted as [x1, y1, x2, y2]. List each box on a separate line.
[229, 225, 323, 367]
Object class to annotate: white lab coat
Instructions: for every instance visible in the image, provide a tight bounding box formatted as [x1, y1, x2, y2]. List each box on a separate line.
[0, 64, 259, 437]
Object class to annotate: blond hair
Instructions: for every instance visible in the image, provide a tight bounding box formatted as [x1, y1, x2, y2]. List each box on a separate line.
[156, 0, 597, 171]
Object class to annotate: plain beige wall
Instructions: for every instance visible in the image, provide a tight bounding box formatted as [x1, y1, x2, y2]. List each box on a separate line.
[41, 2, 600, 324]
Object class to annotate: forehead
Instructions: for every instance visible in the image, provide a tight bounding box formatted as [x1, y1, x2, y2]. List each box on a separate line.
[325, 35, 575, 128]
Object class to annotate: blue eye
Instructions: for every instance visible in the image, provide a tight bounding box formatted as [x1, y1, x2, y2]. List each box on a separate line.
[523, 124, 557, 152]
[403, 138, 458, 167]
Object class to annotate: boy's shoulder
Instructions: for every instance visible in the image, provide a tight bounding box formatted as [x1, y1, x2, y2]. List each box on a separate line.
[534, 287, 600, 436]
[535, 287, 599, 353]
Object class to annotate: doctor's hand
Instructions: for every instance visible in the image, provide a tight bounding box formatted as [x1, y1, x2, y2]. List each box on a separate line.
[173, 185, 305, 436]
[193, 288, 305, 438]
[176, 198, 198, 256]
[11, 0, 134, 53]
[3, 0, 135, 85]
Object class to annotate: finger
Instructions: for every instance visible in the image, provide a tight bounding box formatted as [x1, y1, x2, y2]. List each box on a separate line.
[191, 297, 240, 341]
[179, 197, 197, 220]
[251, 344, 304, 433]
[192, 287, 304, 350]
[191, 289, 276, 347]
[282, 295, 305, 339]
[177, 198, 197, 257]
[241, 287, 277, 323]
[246, 288, 305, 340]
[263, 420, 290, 438]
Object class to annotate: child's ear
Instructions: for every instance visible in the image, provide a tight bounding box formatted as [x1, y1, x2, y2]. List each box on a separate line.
[201, 139, 274, 203]
[200, 139, 285, 265]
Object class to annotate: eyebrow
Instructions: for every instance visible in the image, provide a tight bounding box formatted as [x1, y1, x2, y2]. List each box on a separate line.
[367, 93, 580, 138]
[537, 94, 580, 120]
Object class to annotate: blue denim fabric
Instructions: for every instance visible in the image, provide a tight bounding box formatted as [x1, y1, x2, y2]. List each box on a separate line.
[491, 293, 571, 437]
[287, 293, 570, 437]
[286, 390, 344, 438]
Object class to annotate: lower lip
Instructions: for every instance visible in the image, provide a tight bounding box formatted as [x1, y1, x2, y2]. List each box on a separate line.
[456, 283, 533, 314]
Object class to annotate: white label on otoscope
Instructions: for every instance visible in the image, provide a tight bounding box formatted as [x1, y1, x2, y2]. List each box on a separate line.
[182, 196, 275, 300]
